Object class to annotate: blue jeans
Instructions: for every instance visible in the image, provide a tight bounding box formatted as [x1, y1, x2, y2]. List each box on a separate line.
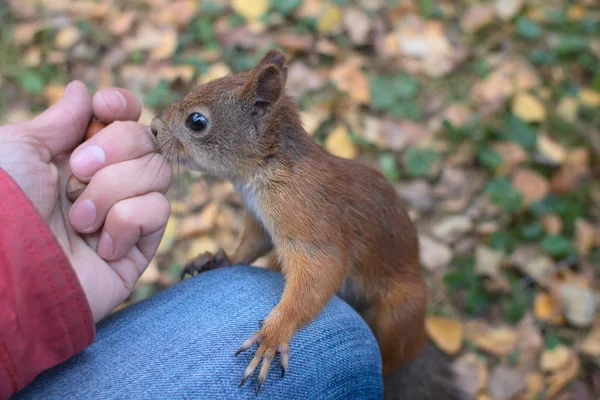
[13, 266, 383, 399]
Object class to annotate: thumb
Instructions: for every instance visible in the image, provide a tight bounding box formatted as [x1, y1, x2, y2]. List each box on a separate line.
[25, 80, 93, 158]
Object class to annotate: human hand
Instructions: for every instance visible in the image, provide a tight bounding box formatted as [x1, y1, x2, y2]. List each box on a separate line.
[0, 81, 172, 322]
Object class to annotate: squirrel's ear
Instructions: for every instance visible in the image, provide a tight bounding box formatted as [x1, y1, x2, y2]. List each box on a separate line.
[255, 48, 288, 83]
[242, 63, 285, 108]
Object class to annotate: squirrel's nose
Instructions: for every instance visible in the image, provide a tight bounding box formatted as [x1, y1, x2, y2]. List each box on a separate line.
[150, 126, 158, 137]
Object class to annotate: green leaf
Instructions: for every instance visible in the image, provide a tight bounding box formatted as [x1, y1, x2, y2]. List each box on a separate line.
[393, 75, 420, 99]
[503, 115, 538, 151]
[521, 221, 544, 240]
[192, 16, 215, 44]
[477, 147, 502, 171]
[490, 231, 516, 253]
[542, 234, 575, 258]
[516, 16, 542, 40]
[272, 0, 302, 15]
[555, 35, 589, 56]
[484, 178, 524, 212]
[378, 153, 400, 182]
[466, 286, 493, 314]
[16, 70, 44, 94]
[530, 49, 557, 65]
[402, 147, 439, 178]
[502, 295, 526, 323]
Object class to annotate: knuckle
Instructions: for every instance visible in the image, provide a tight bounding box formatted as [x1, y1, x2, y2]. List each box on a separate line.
[112, 201, 137, 226]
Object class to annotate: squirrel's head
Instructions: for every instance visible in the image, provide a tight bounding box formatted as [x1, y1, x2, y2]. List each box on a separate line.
[152, 48, 289, 181]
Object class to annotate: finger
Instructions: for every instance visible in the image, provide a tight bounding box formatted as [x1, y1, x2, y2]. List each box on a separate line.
[97, 192, 170, 261]
[69, 121, 156, 181]
[68, 153, 172, 234]
[25, 80, 93, 157]
[92, 88, 142, 124]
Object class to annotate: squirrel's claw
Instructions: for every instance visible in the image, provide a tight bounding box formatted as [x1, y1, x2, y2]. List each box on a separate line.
[180, 249, 232, 280]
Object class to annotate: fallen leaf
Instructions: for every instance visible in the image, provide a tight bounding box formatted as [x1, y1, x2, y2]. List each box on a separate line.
[534, 292, 564, 324]
[542, 213, 563, 234]
[232, 0, 270, 21]
[517, 373, 544, 400]
[317, 4, 343, 35]
[109, 10, 136, 35]
[579, 321, 600, 358]
[475, 245, 504, 278]
[556, 97, 578, 123]
[546, 350, 580, 398]
[556, 282, 597, 328]
[300, 106, 329, 136]
[495, 0, 524, 20]
[157, 216, 178, 254]
[537, 134, 567, 165]
[276, 32, 314, 51]
[516, 316, 544, 365]
[487, 365, 527, 400]
[397, 181, 434, 212]
[54, 26, 81, 49]
[44, 84, 65, 106]
[579, 88, 600, 107]
[472, 58, 540, 104]
[176, 203, 219, 241]
[575, 218, 596, 256]
[343, 6, 371, 45]
[512, 92, 546, 122]
[541, 345, 572, 371]
[286, 61, 326, 98]
[461, 4, 496, 33]
[465, 320, 518, 357]
[524, 255, 555, 286]
[432, 215, 473, 243]
[512, 168, 550, 205]
[362, 117, 428, 152]
[453, 352, 488, 396]
[425, 317, 463, 354]
[418, 235, 453, 270]
[330, 58, 370, 104]
[198, 62, 231, 85]
[325, 125, 358, 159]
[493, 141, 529, 175]
[150, 27, 178, 60]
[159, 65, 195, 83]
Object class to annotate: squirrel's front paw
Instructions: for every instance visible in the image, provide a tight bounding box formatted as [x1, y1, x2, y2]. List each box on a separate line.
[180, 248, 232, 280]
[235, 324, 290, 393]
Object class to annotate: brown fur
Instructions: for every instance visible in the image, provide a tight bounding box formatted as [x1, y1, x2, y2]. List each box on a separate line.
[153, 49, 465, 398]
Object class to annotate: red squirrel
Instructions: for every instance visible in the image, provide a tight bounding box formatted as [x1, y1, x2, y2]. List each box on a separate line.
[151, 49, 465, 399]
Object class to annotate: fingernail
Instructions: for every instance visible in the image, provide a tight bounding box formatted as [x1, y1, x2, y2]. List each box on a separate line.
[63, 81, 76, 97]
[70, 199, 97, 231]
[99, 90, 126, 115]
[97, 231, 114, 259]
[72, 145, 105, 178]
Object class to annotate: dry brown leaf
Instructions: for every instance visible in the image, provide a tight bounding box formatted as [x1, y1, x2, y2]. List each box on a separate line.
[418, 235, 453, 270]
[330, 59, 370, 104]
[453, 352, 488, 396]
[516, 373, 545, 400]
[542, 213, 563, 234]
[317, 4, 343, 34]
[546, 351, 580, 398]
[465, 320, 518, 357]
[512, 92, 546, 122]
[461, 4, 496, 33]
[492, 141, 528, 175]
[151, 0, 199, 28]
[325, 125, 358, 159]
[343, 6, 371, 45]
[54, 26, 81, 50]
[286, 62, 326, 98]
[512, 168, 550, 205]
[541, 345, 572, 372]
[579, 88, 600, 107]
[425, 317, 464, 354]
[487, 365, 527, 400]
[579, 321, 600, 357]
[109, 10, 136, 35]
[276, 32, 314, 52]
[150, 27, 178, 60]
[556, 97, 578, 123]
[575, 218, 596, 256]
[516, 316, 544, 366]
[472, 58, 540, 104]
[232, 0, 270, 21]
[495, 0, 524, 20]
[556, 282, 597, 328]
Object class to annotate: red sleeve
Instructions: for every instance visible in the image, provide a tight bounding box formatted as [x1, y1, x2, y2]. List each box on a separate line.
[0, 168, 95, 399]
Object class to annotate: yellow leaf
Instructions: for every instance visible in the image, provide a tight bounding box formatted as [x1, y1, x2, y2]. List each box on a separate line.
[55, 26, 81, 49]
[580, 321, 600, 357]
[537, 134, 567, 164]
[465, 320, 517, 357]
[44, 84, 66, 106]
[512, 92, 546, 122]
[516, 373, 544, 400]
[198, 62, 231, 85]
[157, 216, 177, 254]
[150, 27, 178, 60]
[546, 352, 579, 398]
[556, 96, 578, 122]
[325, 125, 358, 159]
[534, 292, 564, 324]
[232, 0, 271, 21]
[317, 4, 343, 34]
[579, 88, 600, 107]
[331, 59, 371, 104]
[426, 317, 463, 354]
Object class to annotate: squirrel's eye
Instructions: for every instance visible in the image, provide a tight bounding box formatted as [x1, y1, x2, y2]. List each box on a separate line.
[185, 112, 208, 132]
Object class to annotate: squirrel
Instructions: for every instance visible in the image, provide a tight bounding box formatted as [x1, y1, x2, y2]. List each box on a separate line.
[151, 49, 466, 400]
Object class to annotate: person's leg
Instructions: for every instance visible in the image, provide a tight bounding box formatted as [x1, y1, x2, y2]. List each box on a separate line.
[13, 266, 383, 400]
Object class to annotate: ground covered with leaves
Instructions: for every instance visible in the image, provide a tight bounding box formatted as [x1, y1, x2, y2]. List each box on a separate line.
[1, 0, 599, 398]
